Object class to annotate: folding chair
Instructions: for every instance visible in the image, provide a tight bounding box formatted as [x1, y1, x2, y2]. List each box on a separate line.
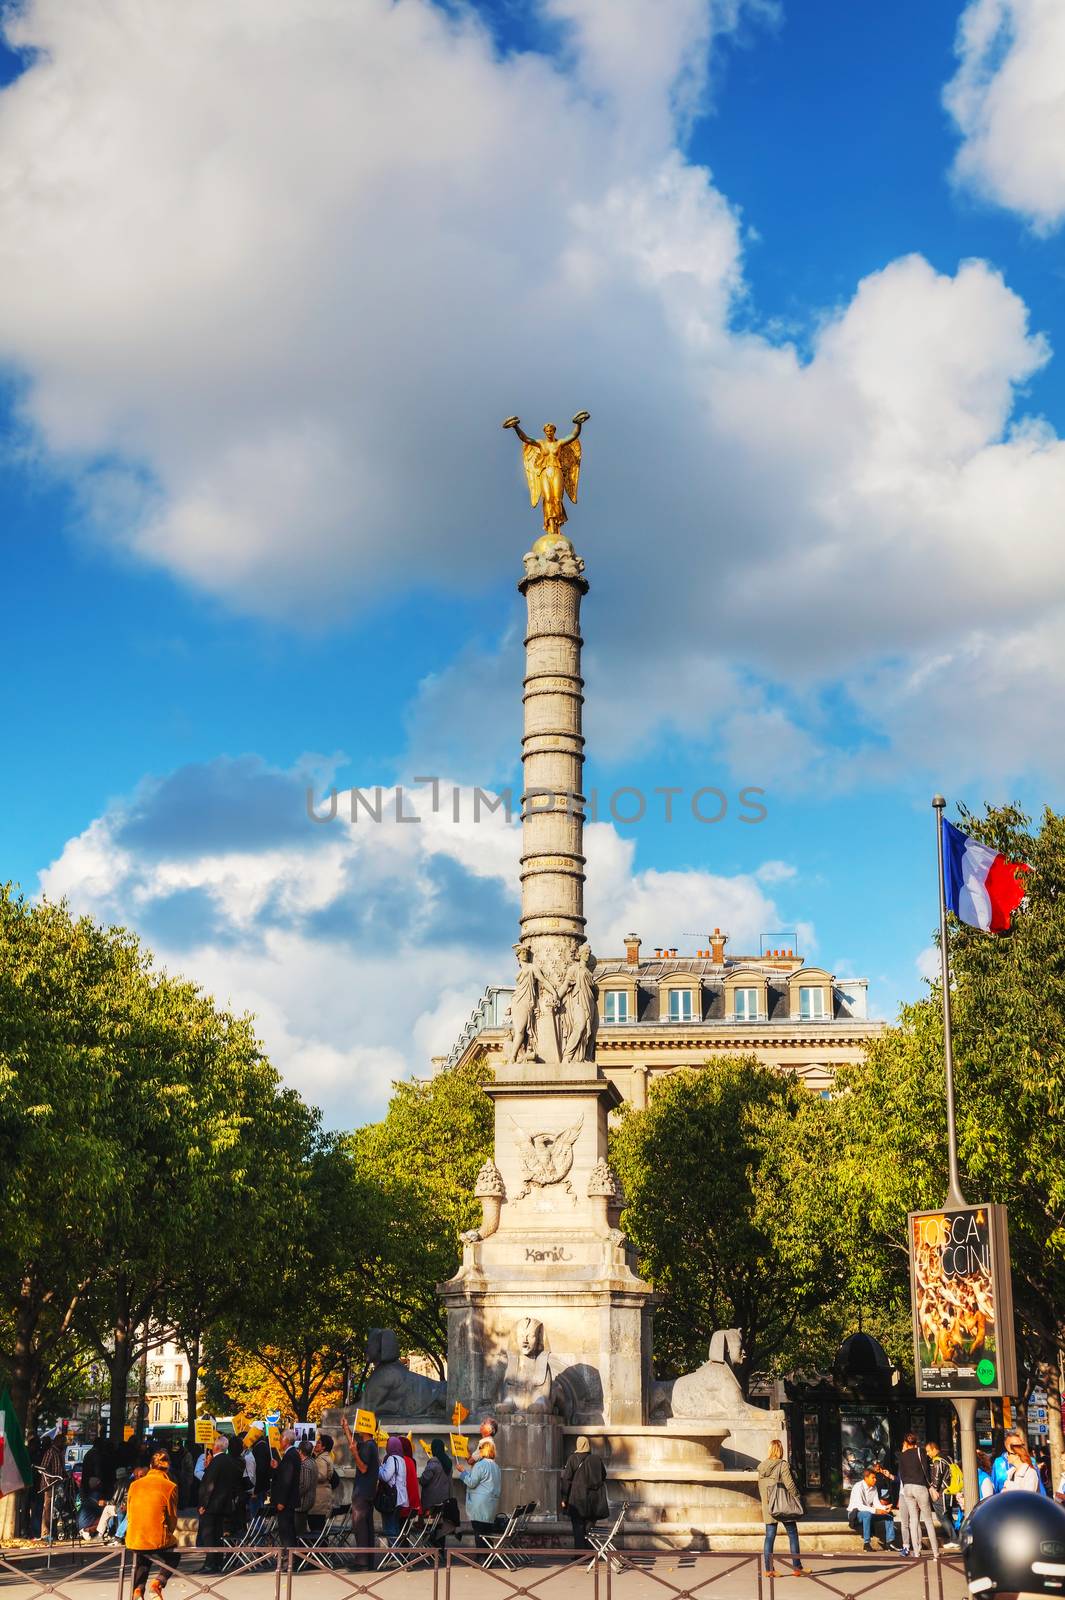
[502, 1502, 538, 1566]
[378, 1511, 421, 1569]
[586, 1501, 629, 1572]
[480, 1506, 522, 1571]
[221, 1510, 276, 1572]
[316, 1505, 358, 1567]
[296, 1512, 342, 1571]
[406, 1511, 442, 1551]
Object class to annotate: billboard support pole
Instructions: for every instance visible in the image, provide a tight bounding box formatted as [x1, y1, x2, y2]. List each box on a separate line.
[954, 1396, 978, 1527]
[932, 796, 966, 1211]
[932, 797, 978, 1519]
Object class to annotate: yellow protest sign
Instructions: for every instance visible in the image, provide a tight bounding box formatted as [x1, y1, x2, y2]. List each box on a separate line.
[354, 1408, 376, 1435]
[449, 1432, 469, 1459]
[194, 1420, 216, 1445]
[244, 1425, 263, 1445]
[375, 1427, 389, 1448]
[268, 1426, 281, 1452]
[418, 1438, 432, 1456]
[123, 1426, 135, 1442]
[451, 1401, 469, 1426]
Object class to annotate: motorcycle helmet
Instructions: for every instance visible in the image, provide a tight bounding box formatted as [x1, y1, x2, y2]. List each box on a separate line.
[962, 1492, 1065, 1597]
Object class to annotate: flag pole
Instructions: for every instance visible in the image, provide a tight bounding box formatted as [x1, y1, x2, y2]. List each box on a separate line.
[932, 795, 978, 1521]
[932, 795, 966, 1211]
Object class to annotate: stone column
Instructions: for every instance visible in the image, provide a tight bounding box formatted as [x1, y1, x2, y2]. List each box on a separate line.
[516, 538, 589, 1061]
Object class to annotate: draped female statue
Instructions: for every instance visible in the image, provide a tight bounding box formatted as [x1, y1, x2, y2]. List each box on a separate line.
[502, 412, 590, 538]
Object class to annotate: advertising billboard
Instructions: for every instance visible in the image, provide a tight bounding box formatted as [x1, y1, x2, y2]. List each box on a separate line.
[908, 1203, 1018, 1397]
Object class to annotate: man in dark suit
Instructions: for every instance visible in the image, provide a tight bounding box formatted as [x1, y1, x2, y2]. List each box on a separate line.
[198, 1438, 244, 1572]
[270, 1430, 301, 1549]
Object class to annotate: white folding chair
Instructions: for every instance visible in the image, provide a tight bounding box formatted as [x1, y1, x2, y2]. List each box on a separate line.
[480, 1507, 522, 1571]
[406, 1511, 442, 1551]
[586, 1501, 629, 1572]
[378, 1511, 421, 1569]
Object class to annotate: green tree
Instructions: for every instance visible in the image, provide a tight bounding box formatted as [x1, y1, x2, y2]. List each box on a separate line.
[611, 1058, 848, 1391]
[345, 1054, 494, 1370]
[208, 1137, 381, 1419]
[0, 888, 140, 1433]
[814, 804, 1065, 1477]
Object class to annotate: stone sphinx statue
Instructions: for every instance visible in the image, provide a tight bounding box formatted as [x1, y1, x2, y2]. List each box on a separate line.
[360, 1327, 448, 1420]
[650, 1328, 768, 1423]
[498, 1317, 555, 1413]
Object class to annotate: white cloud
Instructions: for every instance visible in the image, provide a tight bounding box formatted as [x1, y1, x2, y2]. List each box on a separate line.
[916, 945, 941, 984]
[37, 756, 796, 1127]
[756, 860, 797, 884]
[945, 0, 1065, 232]
[0, 1, 1064, 784]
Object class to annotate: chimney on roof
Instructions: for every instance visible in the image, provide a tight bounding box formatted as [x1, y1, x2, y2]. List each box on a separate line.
[709, 927, 728, 964]
[625, 933, 641, 967]
[654, 948, 662, 958]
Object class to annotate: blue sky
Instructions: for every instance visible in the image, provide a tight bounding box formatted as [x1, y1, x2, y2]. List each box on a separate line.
[2, 0, 1063, 1126]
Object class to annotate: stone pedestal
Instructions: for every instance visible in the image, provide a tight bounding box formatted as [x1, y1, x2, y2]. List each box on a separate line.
[441, 1068, 653, 1448]
[495, 1414, 564, 1517]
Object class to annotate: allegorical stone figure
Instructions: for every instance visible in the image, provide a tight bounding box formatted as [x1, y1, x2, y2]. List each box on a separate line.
[499, 1317, 554, 1412]
[561, 941, 598, 1062]
[506, 943, 538, 1063]
[503, 412, 590, 539]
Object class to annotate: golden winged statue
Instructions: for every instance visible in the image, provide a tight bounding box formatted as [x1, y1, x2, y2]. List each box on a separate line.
[502, 411, 590, 539]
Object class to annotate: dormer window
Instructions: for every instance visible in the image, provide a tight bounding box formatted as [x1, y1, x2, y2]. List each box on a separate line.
[800, 986, 827, 1020]
[734, 987, 759, 1021]
[604, 990, 630, 1024]
[668, 988, 694, 1022]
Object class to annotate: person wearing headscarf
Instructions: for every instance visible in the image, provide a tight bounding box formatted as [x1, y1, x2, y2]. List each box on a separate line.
[560, 1436, 609, 1550]
[419, 1439, 457, 1548]
[400, 1438, 421, 1519]
[378, 1436, 409, 1541]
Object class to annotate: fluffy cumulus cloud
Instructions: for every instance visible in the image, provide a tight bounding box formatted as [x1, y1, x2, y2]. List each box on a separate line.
[1, 0, 1065, 784]
[945, 0, 1065, 232]
[39, 756, 791, 1127]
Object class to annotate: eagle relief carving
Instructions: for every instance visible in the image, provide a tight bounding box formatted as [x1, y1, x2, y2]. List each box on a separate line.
[509, 1113, 584, 1199]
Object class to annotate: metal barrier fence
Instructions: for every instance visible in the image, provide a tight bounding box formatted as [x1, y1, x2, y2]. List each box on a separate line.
[0, 1544, 970, 1600]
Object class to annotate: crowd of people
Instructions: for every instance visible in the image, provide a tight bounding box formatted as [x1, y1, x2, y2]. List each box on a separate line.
[757, 1429, 1064, 1579]
[837, 1431, 1062, 1566]
[24, 1414, 551, 1579]
[21, 1413, 1064, 1583]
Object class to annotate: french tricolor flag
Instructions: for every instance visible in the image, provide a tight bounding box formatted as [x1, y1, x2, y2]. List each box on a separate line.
[942, 819, 1030, 933]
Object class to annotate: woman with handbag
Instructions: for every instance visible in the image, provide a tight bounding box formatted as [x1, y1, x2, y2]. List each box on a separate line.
[758, 1440, 807, 1577]
[560, 1436, 610, 1550]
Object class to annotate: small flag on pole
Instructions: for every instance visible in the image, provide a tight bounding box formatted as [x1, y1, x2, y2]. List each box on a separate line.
[451, 1401, 469, 1426]
[942, 819, 1030, 933]
[0, 1387, 31, 1498]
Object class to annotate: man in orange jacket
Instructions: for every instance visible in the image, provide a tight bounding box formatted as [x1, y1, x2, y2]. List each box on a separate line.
[125, 1449, 180, 1599]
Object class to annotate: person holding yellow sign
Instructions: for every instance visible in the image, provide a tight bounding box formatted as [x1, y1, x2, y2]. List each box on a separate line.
[340, 1413, 380, 1569]
[455, 1438, 501, 1547]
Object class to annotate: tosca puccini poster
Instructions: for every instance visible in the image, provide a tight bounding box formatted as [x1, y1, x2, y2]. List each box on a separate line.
[907, 1203, 1018, 1397]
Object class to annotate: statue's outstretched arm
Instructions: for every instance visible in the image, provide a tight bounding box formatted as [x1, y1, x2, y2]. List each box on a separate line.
[560, 410, 591, 445]
[503, 416, 535, 446]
